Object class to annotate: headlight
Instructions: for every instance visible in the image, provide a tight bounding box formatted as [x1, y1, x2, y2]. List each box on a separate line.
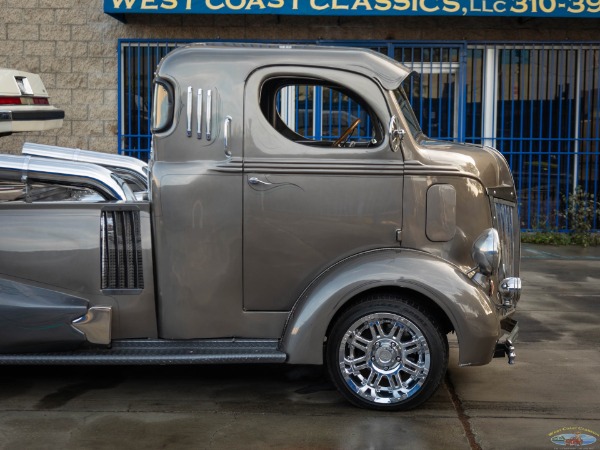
[471, 228, 500, 276]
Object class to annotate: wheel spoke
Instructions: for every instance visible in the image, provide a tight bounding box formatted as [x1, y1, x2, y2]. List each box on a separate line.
[392, 373, 403, 389]
[369, 324, 378, 339]
[401, 338, 420, 355]
[372, 373, 384, 388]
[402, 359, 422, 376]
[345, 355, 368, 370]
[375, 321, 386, 338]
[353, 361, 369, 371]
[346, 354, 367, 364]
[386, 374, 400, 390]
[353, 335, 371, 346]
[365, 369, 377, 386]
[388, 323, 400, 339]
[350, 340, 368, 352]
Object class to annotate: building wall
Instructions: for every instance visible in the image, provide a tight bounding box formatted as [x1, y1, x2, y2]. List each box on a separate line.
[1, 0, 599, 154]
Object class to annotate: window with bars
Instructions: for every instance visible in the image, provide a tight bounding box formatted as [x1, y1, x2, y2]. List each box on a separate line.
[119, 42, 181, 161]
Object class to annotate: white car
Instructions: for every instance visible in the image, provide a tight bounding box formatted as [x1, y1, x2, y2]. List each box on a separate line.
[0, 69, 64, 136]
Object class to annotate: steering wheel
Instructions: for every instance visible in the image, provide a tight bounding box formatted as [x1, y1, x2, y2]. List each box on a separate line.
[332, 119, 361, 147]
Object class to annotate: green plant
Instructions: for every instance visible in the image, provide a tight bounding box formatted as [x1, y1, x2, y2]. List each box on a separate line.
[561, 186, 600, 247]
[520, 187, 600, 246]
[521, 231, 572, 245]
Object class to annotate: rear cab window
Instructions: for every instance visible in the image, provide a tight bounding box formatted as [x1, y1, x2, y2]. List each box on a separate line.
[152, 81, 173, 133]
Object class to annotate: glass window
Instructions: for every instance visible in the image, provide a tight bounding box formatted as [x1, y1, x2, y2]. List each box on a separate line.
[152, 82, 173, 133]
[392, 85, 422, 140]
[260, 78, 382, 148]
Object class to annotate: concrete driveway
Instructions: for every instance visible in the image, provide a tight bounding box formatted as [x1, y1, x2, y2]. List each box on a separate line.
[0, 244, 598, 449]
[450, 244, 600, 449]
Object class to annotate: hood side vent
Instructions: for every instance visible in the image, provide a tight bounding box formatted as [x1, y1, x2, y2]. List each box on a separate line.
[101, 209, 144, 292]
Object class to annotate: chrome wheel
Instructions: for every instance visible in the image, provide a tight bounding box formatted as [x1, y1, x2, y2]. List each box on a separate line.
[327, 296, 447, 411]
[339, 312, 430, 404]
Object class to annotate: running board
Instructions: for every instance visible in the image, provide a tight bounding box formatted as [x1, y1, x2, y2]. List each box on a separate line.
[0, 339, 286, 365]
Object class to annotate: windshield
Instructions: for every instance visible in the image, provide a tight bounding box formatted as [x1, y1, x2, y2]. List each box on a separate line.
[391, 86, 422, 140]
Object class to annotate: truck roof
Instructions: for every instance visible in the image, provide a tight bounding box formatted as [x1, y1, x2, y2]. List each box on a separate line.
[156, 43, 413, 90]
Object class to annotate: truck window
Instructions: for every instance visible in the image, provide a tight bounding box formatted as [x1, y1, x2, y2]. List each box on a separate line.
[152, 81, 173, 133]
[260, 78, 382, 148]
[392, 85, 422, 140]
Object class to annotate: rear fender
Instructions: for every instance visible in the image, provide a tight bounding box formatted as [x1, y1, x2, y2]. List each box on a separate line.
[0, 278, 88, 352]
[281, 248, 500, 366]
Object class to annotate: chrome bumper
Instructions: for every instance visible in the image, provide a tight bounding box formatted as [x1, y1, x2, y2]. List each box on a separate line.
[493, 317, 519, 364]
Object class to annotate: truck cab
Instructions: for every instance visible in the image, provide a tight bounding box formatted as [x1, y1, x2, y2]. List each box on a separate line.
[0, 44, 521, 411]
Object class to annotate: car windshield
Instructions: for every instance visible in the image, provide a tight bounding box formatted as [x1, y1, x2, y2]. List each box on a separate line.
[392, 86, 422, 140]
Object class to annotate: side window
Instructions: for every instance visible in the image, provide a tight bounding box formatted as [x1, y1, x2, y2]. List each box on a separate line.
[260, 78, 383, 148]
[151, 81, 173, 133]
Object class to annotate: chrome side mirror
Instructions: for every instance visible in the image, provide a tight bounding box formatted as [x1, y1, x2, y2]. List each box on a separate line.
[388, 116, 405, 153]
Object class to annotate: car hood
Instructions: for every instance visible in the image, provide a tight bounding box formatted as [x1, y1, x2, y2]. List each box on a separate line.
[414, 138, 515, 190]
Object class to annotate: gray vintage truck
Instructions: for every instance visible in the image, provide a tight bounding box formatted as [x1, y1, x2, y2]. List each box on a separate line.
[0, 44, 521, 411]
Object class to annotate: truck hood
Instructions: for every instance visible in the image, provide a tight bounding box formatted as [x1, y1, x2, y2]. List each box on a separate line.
[414, 138, 515, 190]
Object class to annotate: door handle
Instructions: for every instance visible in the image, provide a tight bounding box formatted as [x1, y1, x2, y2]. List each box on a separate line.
[248, 177, 272, 186]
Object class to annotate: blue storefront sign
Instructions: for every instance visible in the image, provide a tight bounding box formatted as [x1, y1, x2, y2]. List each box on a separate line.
[104, 0, 600, 18]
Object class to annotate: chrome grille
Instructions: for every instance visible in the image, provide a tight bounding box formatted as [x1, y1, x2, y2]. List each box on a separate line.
[493, 201, 519, 278]
[100, 210, 144, 290]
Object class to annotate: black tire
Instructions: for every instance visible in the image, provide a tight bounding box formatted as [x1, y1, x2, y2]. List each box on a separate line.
[326, 293, 448, 411]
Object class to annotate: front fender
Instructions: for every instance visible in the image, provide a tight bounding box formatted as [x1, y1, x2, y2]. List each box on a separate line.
[281, 248, 501, 366]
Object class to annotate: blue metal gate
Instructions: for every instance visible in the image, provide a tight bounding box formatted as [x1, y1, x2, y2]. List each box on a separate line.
[119, 39, 600, 232]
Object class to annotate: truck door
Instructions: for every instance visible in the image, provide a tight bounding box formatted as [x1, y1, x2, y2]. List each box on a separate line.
[243, 67, 404, 312]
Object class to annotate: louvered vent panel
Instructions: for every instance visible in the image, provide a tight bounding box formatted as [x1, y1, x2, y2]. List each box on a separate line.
[100, 210, 144, 290]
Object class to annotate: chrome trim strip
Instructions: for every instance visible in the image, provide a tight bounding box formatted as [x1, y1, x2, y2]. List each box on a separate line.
[246, 168, 404, 175]
[224, 115, 232, 151]
[212, 158, 469, 177]
[244, 159, 405, 175]
[196, 88, 202, 139]
[186, 86, 192, 137]
[212, 158, 243, 173]
[241, 159, 459, 176]
[206, 89, 212, 141]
